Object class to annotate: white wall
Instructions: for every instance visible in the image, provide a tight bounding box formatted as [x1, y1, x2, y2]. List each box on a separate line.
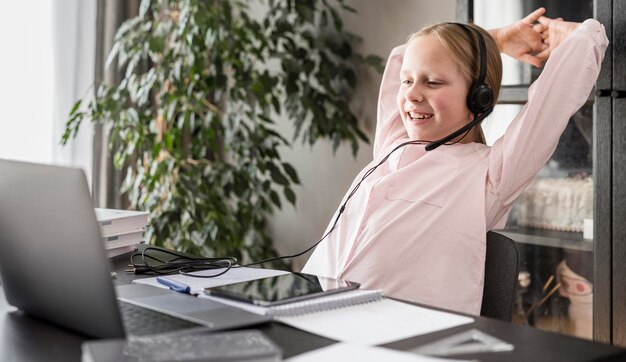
[0, 0, 95, 181]
[0, 2, 54, 164]
[268, 0, 456, 270]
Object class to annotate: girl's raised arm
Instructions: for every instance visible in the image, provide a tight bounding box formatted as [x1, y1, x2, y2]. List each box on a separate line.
[485, 19, 608, 230]
[373, 45, 407, 159]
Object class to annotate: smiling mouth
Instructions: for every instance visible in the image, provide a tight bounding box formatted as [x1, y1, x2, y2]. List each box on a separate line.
[407, 111, 434, 120]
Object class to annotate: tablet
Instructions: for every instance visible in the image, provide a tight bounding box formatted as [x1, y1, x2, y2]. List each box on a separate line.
[203, 273, 360, 306]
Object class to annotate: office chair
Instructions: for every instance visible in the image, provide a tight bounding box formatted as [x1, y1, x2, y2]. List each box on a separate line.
[480, 231, 520, 322]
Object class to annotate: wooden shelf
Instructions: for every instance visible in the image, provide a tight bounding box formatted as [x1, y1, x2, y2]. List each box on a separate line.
[500, 226, 593, 252]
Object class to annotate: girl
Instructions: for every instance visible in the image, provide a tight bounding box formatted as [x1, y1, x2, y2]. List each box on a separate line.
[302, 9, 608, 315]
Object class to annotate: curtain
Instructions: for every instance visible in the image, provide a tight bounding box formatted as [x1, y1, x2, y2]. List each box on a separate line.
[92, 0, 140, 208]
[51, 0, 96, 183]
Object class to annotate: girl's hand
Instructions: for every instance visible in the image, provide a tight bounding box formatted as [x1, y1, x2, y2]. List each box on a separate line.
[535, 17, 582, 60]
[490, 7, 549, 68]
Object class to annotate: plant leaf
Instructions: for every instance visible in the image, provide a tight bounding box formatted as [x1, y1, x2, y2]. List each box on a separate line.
[267, 162, 290, 186]
[284, 187, 296, 206]
[281, 162, 300, 184]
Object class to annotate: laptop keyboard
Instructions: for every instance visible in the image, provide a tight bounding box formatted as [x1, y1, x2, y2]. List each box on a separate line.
[119, 301, 201, 336]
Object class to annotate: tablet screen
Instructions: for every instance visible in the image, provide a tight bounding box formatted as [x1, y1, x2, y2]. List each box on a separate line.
[204, 273, 360, 306]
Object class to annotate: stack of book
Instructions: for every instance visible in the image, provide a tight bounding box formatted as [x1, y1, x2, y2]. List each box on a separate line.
[94, 208, 150, 258]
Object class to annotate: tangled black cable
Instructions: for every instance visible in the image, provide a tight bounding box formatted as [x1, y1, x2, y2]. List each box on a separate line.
[128, 246, 238, 278]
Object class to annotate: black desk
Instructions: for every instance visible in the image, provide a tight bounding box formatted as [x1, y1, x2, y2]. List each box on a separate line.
[1, 257, 625, 362]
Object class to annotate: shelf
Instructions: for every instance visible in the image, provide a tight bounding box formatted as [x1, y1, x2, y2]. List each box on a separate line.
[500, 226, 593, 252]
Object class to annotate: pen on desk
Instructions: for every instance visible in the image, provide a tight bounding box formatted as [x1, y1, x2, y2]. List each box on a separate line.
[156, 276, 191, 294]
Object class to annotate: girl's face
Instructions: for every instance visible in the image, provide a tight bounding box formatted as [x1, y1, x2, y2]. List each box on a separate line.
[397, 34, 475, 142]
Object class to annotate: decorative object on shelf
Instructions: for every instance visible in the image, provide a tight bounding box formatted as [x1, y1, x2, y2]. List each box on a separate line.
[61, 0, 383, 266]
[556, 260, 593, 340]
[511, 175, 593, 233]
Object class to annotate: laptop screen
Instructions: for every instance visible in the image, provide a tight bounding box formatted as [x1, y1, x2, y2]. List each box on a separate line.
[0, 159, 125, 338]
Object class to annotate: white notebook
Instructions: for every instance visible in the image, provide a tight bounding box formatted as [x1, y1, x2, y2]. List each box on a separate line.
[94, 208, 149, 237]
[202, 289, 383, 317]
[202, 290, 474, 345]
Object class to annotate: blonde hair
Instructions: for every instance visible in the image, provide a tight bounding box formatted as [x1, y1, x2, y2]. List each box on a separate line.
[407, 23, 502, 144]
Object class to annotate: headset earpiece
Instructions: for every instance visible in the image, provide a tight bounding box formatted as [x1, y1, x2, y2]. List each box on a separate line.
[467, 81, 494, 114]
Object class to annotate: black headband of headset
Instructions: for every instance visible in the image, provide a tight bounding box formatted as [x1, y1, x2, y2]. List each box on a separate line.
[454, 23, 488, 87]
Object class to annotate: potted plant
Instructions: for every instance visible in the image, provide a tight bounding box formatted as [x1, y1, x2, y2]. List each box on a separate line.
[63, 0, 383, 267]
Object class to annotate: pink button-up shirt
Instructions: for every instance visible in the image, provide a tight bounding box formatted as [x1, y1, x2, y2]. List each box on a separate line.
[303, 20, 608, 315]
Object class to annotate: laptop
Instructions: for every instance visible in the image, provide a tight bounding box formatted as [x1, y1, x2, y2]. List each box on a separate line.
[0, 159, 270, 338]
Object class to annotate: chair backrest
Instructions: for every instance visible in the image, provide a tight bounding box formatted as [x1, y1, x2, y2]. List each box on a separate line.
[480, 231, 520, 321]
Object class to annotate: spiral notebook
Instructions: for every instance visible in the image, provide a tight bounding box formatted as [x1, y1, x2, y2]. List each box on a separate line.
[201, 289, 383, 317]
[201, 290, 474, 345]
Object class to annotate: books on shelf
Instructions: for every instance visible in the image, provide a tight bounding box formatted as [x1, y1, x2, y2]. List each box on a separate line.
[94, 208, 149, 237]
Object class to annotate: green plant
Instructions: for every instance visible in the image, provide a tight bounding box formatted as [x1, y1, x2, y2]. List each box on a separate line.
[63, 0, 383, 267]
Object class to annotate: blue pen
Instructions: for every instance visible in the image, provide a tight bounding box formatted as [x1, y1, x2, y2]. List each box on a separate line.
[156, 276, 191, 294]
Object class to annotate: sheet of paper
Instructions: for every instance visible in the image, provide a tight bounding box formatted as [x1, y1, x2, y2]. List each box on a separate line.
[132, 267, 290, 294]
[277, 298, 474, 346]
[285, 343, 474, 362]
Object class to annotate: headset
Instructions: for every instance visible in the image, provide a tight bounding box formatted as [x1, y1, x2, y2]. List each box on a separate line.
[425, 23, 495, 151]
[129, 23, 497, 275]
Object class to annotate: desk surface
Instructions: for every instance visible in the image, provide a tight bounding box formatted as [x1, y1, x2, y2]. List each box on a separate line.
[1, 257, 625, 362]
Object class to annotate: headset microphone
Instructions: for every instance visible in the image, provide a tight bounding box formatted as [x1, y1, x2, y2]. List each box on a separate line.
[425, 107, 493, 151]
[425, 23, 494, 152]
